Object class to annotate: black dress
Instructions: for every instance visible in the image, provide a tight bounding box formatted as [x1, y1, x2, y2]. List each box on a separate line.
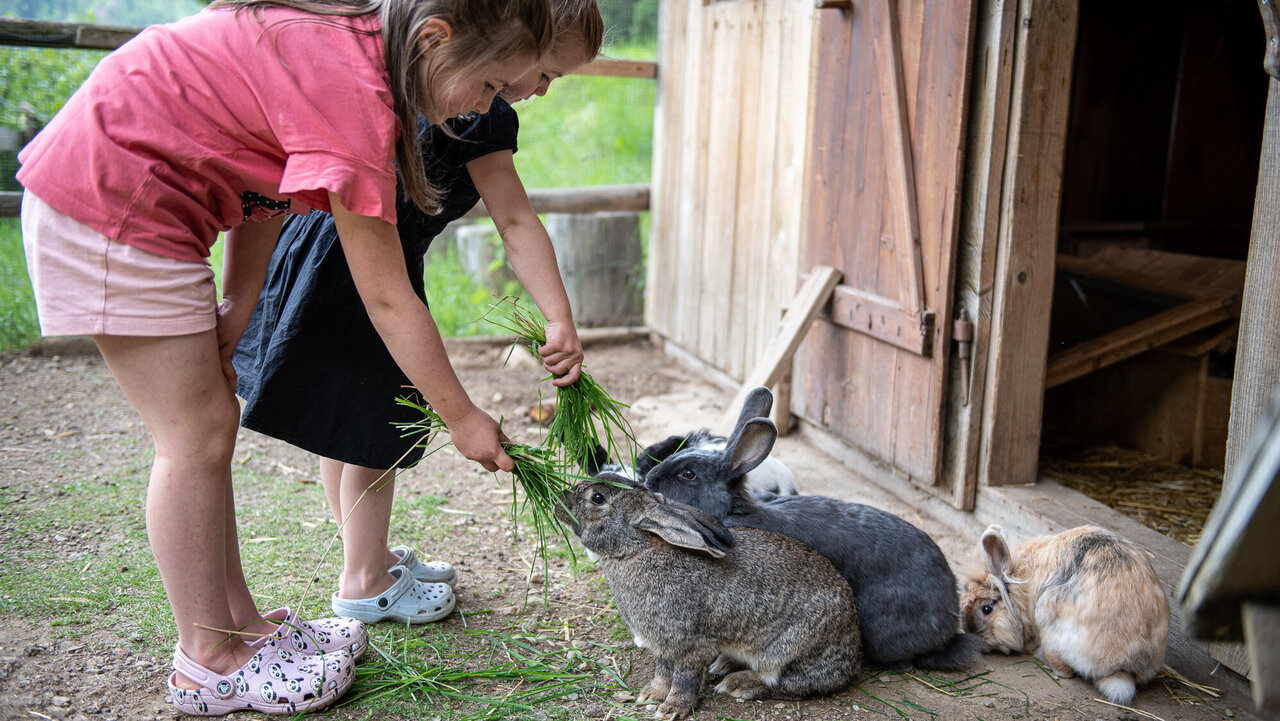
[233, 98, 518, 469]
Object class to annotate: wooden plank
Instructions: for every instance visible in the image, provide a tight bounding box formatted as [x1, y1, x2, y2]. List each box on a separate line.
[1244, 603, 1280, 712]
[727, 266, 842, 423]
[0, 18, 136, 50]
[1227, 78, 1280, 479]
[826, 285, 933, 355]
[575, 58, 658, 79]
[461, 184, 648, 219]
[871, 0, 927, 314]
[765, 0, 812, 369]
[979, 0, 1078, 486]
[947, 0, 1019, 510]
[697, 3, 745, 368]
[727, 0, 766, 381]
[1055, 248, 1247, 301]
[644, 0, 689, 338]
[1043, 294, 1238, 389]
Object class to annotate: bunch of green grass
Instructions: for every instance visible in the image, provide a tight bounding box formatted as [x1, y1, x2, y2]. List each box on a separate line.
[482, 295, 638, 468]
[393, 396, 585, 584]
[346, 627, 628, 718]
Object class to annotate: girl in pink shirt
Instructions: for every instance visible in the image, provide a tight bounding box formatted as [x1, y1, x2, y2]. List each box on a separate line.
[18, 0, 578, 715]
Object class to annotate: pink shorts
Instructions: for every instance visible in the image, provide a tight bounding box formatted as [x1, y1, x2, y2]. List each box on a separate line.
[21, 192, 217, 337]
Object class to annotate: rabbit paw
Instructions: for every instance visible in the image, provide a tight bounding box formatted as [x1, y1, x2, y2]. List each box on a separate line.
[707, 654, 744, 677]
[714, 669, 771, 700]
[654, 698, 695, 720]
[1040, 650, 1076, 679]
[636, 677, 671, 705]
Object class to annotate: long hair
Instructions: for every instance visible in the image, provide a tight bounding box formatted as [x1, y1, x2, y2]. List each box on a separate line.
[550, 0, 603, 60]
[205, 0, 553, 214]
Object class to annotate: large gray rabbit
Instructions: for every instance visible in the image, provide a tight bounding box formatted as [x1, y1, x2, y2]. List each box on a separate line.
[556, 477, 861, 721]
[642, 387, 983, 671]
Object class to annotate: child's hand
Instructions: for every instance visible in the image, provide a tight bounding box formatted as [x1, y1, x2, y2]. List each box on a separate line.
[540, 320, 584, 387]
[446, 404, 516, 473]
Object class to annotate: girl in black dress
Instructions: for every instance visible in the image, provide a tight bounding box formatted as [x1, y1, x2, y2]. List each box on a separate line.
[234, 2, 603, 624]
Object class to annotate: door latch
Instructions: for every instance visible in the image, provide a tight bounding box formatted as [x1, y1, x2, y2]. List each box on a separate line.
[953, 309, 974, 406]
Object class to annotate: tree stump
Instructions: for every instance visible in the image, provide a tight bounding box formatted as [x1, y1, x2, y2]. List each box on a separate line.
[453, 222, 517, 296]
[546, 211, 643, 328]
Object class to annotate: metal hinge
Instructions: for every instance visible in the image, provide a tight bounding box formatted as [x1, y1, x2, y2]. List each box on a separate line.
[953, 309, 975, 406]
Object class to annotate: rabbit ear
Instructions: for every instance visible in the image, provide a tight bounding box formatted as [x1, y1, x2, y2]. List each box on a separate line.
[635, 501, 736, 558]
[635, 434, 691, 477]
[980, 525, 1012, 578]
[582, 443, 610, 476]
[726, 417, 777, 478]
[729, 386, 775, 441]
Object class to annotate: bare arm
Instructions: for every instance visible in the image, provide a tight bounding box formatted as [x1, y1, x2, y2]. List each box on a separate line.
[217, 214, 285, 385]
[468, 151, 584, 387]
[328, 192, 514, 473]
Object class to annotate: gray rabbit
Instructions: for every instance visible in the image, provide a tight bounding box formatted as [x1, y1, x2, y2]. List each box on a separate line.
[556, 477, 861, 721]
[642, 386, 983, 671]
[628, 386, 797, 496]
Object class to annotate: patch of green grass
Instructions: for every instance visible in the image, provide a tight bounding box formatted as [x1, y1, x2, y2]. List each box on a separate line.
[0, 454, 170, 643]
[346, 625, 629, 719]
[0, 218, 39, 352]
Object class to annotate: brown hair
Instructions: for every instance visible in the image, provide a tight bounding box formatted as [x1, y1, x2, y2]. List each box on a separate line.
[205, 0, 553, 214]
[550, 0, 602, 60]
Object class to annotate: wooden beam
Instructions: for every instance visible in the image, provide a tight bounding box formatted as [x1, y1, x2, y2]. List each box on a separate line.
[725, 266, 842, 422]
[825, 284, 933, 356]
[0, 20, 660, 79]
[0, 186, 650, 221]
[870, 0, 926, 315]
[576, 58, 658, 79]
[980, 0, 1078, 486]
[461, 183, 649, 220]
[0, 191, 20, 218]
[0, 17, 137, 50]
[1227, 77, 1280, 479]
[1044, 294, 1238, 389]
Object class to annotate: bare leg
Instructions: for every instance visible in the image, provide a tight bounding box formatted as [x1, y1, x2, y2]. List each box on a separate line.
[325, 460, 400, 599]
[96, 333, 256, 687]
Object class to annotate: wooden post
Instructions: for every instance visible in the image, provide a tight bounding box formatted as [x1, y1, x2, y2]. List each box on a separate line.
[1226, 74, 1280, 479]
[545, 212, 644, 328]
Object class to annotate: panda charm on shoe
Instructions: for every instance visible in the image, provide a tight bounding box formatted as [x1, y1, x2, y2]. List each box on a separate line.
[166, 637, 354, 715]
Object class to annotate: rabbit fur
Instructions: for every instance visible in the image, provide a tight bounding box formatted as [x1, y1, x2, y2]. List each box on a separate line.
[584, 385, 797, 497]
[642, 386, 982, 671]
[556, 476, 861, 721]
[959, 524, 1169, 704]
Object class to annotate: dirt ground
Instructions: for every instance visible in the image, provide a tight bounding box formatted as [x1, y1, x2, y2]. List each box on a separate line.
[0, 336, 1265, 721]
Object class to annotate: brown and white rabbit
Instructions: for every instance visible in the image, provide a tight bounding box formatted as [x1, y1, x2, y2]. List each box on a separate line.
[556, 477, 861, 721]
[959, 524, 1169, 704]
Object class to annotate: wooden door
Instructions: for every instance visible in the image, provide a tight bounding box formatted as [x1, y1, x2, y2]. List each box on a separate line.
[796, 0, 977, 497]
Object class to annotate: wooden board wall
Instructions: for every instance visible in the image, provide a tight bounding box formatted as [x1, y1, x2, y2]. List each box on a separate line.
[647, 0, 815, 381]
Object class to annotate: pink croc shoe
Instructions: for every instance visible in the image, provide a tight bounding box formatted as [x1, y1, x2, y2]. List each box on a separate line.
[166, 637, 354, 715]
[251, 607, 368, 661]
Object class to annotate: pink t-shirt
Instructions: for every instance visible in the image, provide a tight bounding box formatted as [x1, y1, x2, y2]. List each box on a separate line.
[17, 6, 399, 263]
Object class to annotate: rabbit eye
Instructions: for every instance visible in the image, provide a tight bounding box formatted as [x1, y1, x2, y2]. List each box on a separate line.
[678, 468, 697, 481]
[590, 492, 605, 505]
[981, 602, 994, 616]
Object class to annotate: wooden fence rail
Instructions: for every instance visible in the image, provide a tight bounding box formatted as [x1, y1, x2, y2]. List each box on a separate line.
[0, 184, 649, 219]
[0, 17, 658, 78]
